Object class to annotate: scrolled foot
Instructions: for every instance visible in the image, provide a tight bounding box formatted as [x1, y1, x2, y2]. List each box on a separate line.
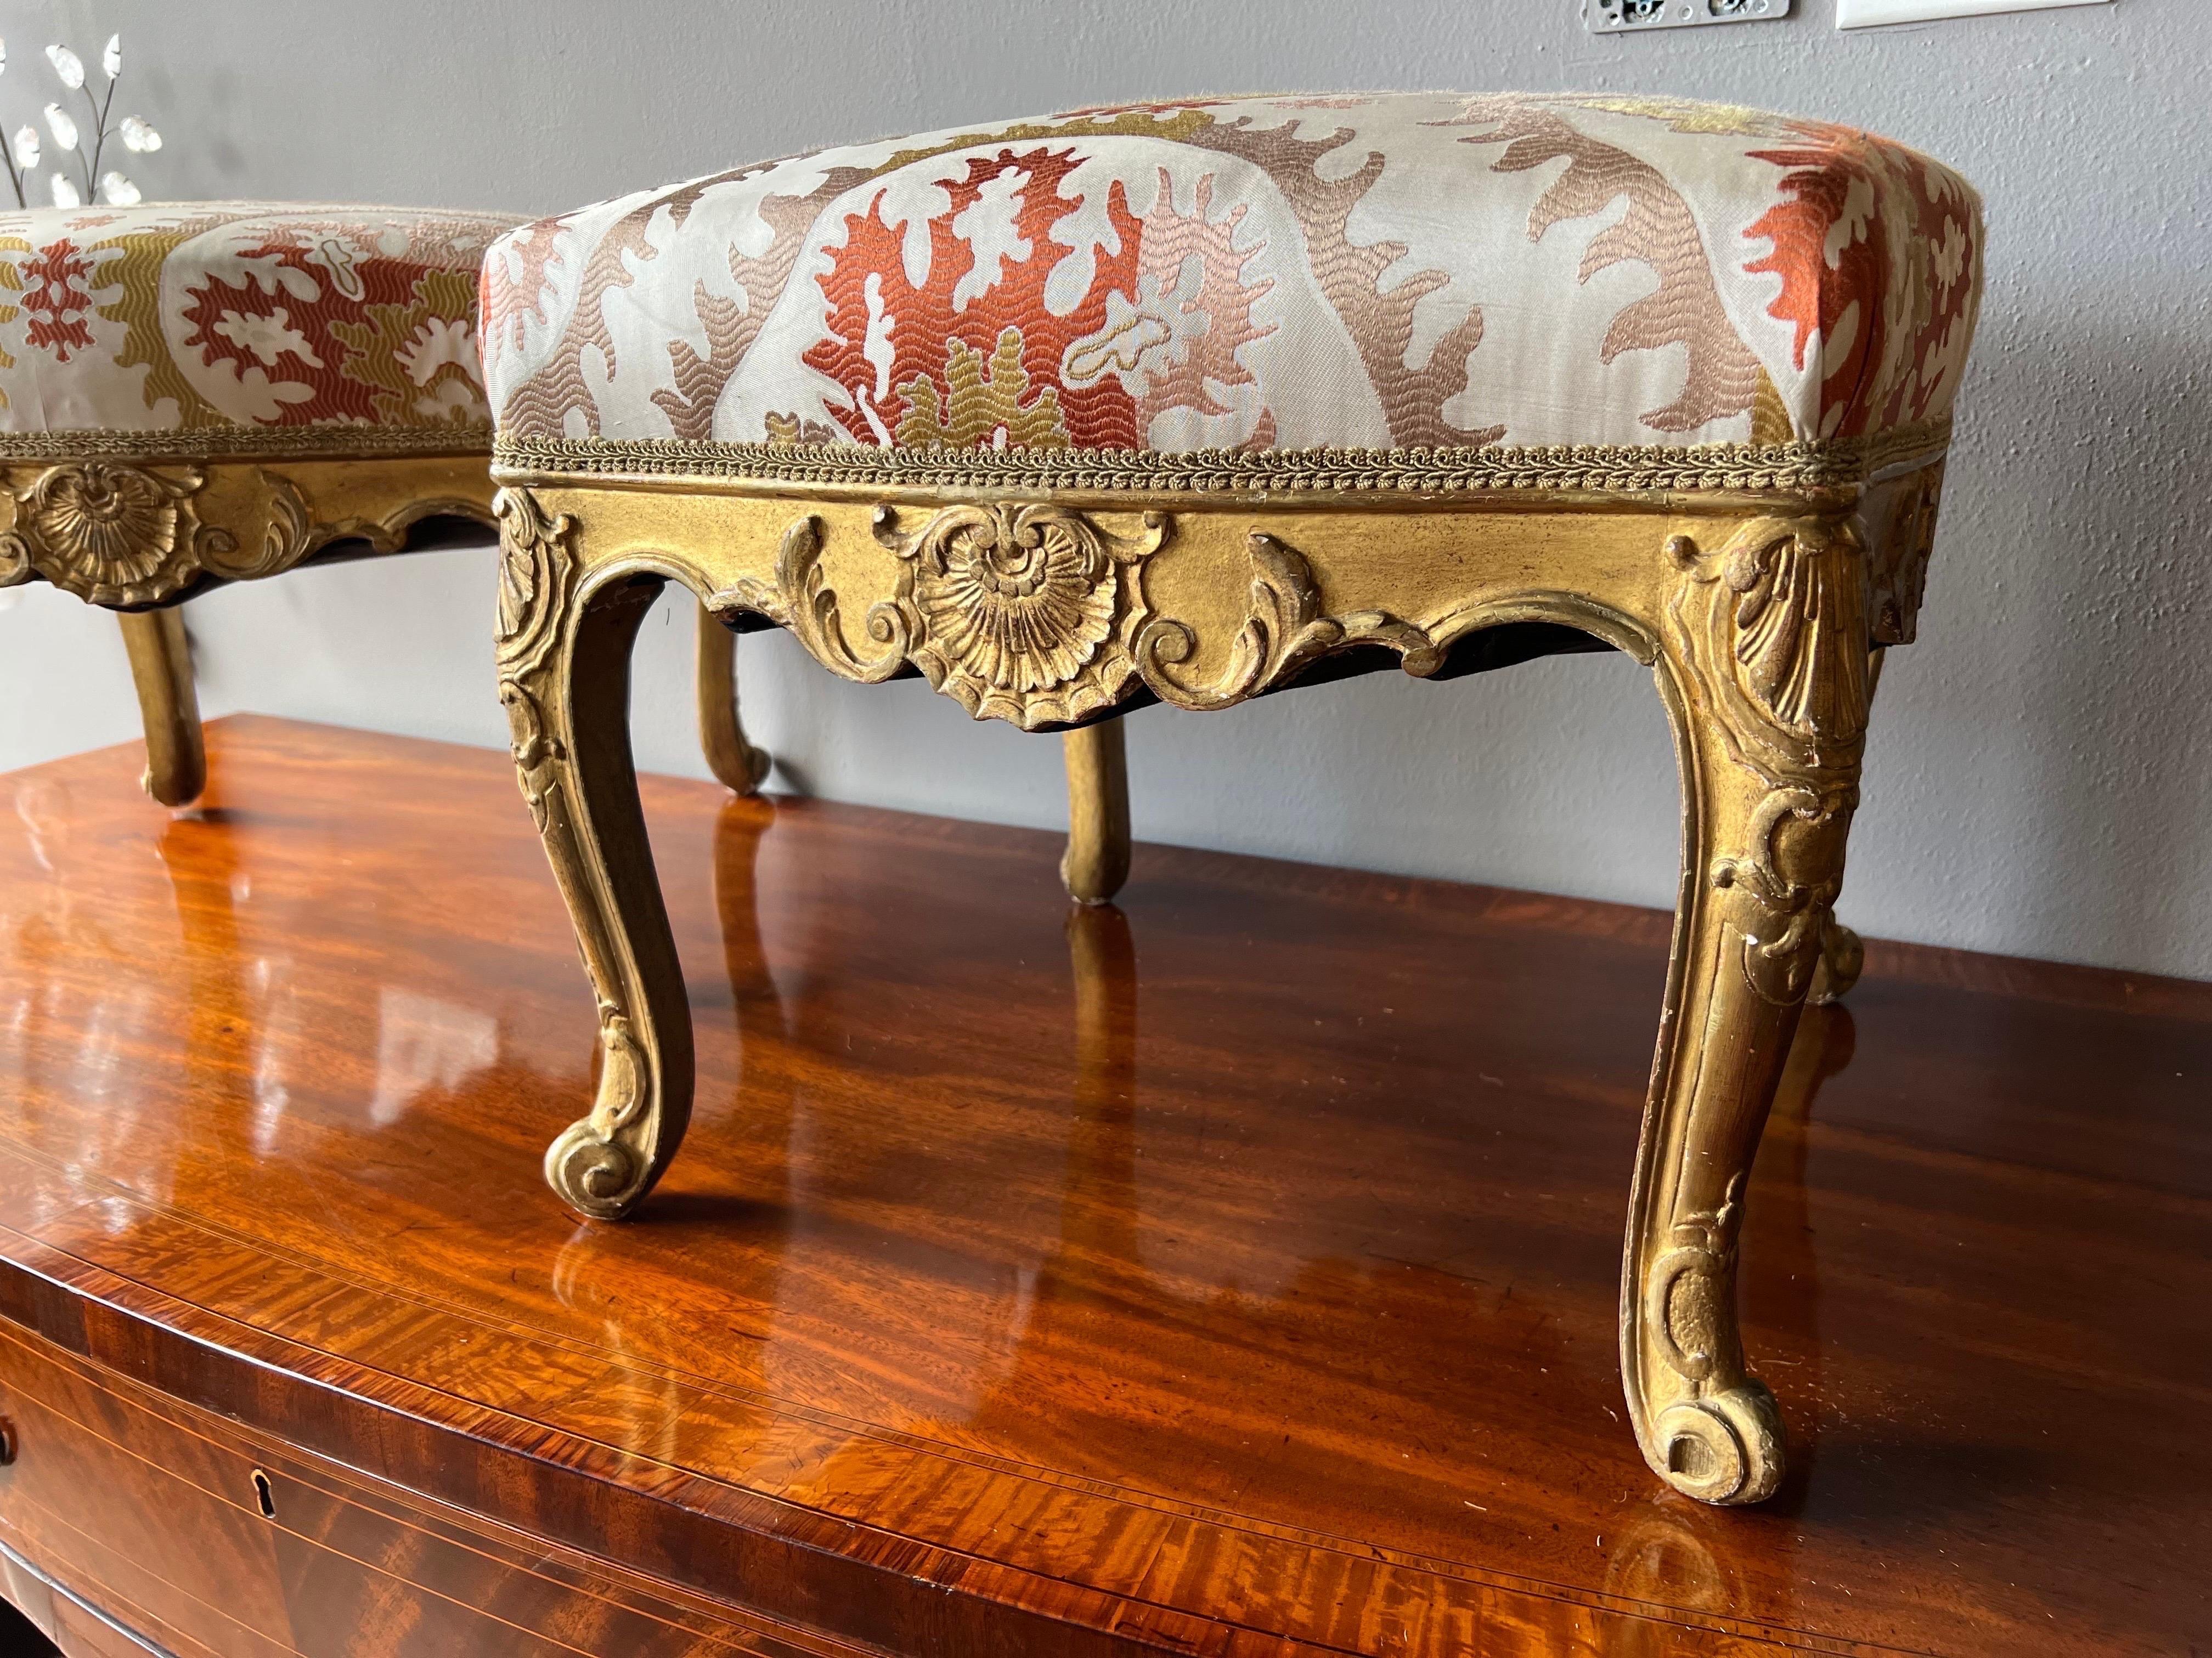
[1652, 1381, 1785, 1505]
[1805, 915, 1864, 1006]
[1630, 508, 1872, 1507]
[499, 489, 697, 1224]
[543, 1005, 668, 1220]
[544, 1118, 644, 1220]
[733, 740, 773, 795]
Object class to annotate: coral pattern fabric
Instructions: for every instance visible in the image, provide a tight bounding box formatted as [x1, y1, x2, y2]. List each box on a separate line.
[482, 93, 1982, 457]
[0, 203, 523, 438]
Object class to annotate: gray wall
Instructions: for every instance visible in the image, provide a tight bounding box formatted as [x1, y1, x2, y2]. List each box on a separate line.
[5, 0, 2205, 979]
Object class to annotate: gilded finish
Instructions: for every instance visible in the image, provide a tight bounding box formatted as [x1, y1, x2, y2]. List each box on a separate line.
[1628, 512, 1875, 1503]
[693, 604, 771, 795]
[496, 490, 693, 1220]
[116, 609, 203, 808]
[0, 451, 496, 808]
[0, 455, 493, 609]
[1060, 720, 1131, 904]
[493, 417, 1951, 494]
[1807, 645, 1887, 1008]
[8, 450, 775, 815]
[5, 718, 2206, 1656]
[491, 447, 1943, 1505]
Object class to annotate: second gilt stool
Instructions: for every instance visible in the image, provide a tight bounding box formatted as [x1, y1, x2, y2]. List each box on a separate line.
[479, 92, 1982, 1505]
[0, 203, 772, 806]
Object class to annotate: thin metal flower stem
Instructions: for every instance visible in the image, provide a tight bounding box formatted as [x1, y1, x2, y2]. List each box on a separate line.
[77, 75, 113, 196]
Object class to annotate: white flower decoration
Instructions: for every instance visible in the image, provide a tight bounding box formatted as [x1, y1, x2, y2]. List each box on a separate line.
[0, 32, 166, 211]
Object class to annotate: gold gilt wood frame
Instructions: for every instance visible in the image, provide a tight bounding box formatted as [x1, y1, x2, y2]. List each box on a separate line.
[490, 431, 1949, 1508]
[0, 433, 769, 813]
[0, 439, 500, 804]
[0, 448, 497, 609]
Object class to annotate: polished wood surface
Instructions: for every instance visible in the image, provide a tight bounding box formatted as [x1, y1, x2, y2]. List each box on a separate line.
[494, 471, 1934, 1506]
[0, 717, 2204, 1655]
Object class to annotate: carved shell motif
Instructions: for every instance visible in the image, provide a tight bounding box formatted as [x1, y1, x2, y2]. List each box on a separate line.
[1718, 528, 1868, 744]
[1668, 516, 1870, 781]
[0, 461, 200, 606]
[918, 505, 1116, 693]
[873, 502, 1167, 726]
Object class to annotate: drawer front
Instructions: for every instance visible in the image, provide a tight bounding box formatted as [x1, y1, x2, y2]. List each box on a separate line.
[0, 1322, 848, 1658]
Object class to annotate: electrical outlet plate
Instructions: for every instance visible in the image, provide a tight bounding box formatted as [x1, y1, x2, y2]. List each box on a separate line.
[1836, 0, 2109, 26]
[1584, 0, 1791, 32]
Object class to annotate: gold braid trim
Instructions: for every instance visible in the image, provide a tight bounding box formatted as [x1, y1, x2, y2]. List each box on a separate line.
[491, 421, 1950, 495]
[0, 423, 493, 462]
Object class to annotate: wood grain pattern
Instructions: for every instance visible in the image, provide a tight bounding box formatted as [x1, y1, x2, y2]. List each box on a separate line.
[0, 717, 2204, 1655]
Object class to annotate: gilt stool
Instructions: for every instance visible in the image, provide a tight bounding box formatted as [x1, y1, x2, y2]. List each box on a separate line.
[0, 203, 775, 807]
[479, 93, 1983, 1505]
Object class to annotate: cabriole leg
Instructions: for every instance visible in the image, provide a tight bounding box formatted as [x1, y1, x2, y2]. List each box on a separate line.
[1623, 513, 1872, 1504]
[1807, 646, 1885, 1005]
[496, 489, 695, 1220]
[1060, 719, 1130, 904]
[119, 608, 205, 807]
[695, 601, 771, 795]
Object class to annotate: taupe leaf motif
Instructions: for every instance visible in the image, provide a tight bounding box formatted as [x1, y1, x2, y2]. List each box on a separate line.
[1437, 97, 1770, 437]
[1185, 117, 1500, 446]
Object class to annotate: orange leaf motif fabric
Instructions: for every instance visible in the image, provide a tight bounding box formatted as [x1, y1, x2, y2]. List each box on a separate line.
[0, 203, 523, 440]
[482, 93, 1983, 458]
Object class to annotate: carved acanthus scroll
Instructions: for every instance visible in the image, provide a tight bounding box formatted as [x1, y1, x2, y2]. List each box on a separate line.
[494, 487, 578, 833]
[1135, 531, 1442, 710]
[1869, 460, 1944, 647]
[713, 508, 1478, 729]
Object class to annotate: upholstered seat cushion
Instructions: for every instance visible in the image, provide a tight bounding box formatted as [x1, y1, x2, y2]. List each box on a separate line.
[482, 93, 1980, 473]
[0, 203, 523, 454]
